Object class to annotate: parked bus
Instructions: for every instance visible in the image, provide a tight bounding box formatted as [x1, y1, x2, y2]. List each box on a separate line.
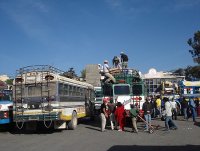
[13, 65, 95, 130]
[159, 81, 181, 114]
[0, 89, 13, 125]
[94, 87, 103, 115]
[178, 80, 200, 98]
[101, 68, 147, 116]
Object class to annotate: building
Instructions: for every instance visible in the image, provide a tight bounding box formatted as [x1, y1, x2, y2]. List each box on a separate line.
[142, 68, 185, 95]
[85, 64, 101, 87]
[0, 75, 12, 90]
[0, 75, 9, 82]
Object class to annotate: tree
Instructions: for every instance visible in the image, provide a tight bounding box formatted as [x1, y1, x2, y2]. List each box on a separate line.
[184, 66, 200, 80]
[172, 65, 200, 81]
[80, 69, 86, 79]
[187, 30, 200, 64]
[63, 67, 78, 79]
[172, 66, 200, 80]
[172, 68, 185, 76]
[5, 79, 13, 85]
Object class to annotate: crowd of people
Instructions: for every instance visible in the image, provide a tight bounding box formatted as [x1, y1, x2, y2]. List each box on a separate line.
[99, 96, 199, 133]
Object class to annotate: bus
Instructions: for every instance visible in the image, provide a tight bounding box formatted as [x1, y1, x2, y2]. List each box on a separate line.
[101, 68, 147, 116]
[0, 89, 13, 125]
[13, 65, 95, 130]
[94, 87, 103, 115]
[178, 80, 200, 98]
[160, 81, 181, 113]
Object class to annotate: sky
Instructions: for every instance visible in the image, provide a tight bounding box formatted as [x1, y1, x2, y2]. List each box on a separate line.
[0, 0, 199, 78]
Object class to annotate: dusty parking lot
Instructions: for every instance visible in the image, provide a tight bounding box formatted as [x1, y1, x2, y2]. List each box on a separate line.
[0, 116, 200, 151]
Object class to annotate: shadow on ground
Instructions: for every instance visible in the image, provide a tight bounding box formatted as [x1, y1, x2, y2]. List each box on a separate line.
[108, 145, 200, 151]
[194, 121, 200, 127]
[0, 122, 62, 134]
[79, 116, 166, 132]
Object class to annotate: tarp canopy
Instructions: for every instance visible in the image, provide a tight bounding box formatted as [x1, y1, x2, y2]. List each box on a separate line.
[181, 81, 200, 87]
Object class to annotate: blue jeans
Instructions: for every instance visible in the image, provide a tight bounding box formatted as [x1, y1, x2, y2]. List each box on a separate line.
[190, 107, 196, 122]
[165, 116, 177, 130]
[144, 114, 151, 130]
[183, 108, 188, 119]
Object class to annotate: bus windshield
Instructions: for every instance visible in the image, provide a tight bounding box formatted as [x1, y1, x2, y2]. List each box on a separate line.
[114, 85, 130, 95]
[0, 93, 12, 101]
[132, 85, 143, 95]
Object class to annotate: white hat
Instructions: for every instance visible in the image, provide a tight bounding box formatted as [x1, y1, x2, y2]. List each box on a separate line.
[104, 60, 108, 63]
[120, 51, 124, 54]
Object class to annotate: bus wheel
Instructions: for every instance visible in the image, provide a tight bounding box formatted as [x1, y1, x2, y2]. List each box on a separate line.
[68, 111, 78, 130]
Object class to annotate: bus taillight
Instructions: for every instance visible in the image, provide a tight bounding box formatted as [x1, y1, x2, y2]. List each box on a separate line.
[118, 79, 125, 83]
[4, 112, 8, 118]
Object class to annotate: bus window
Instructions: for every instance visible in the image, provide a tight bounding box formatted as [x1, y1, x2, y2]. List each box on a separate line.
[132, 85, 142, 95]
[0, 92, 12, 101]
[102, 85, 113, 96]
[95, 90, 102, 98]
[194, 87, 200, 94]
[114, 85, 130, 95]
[63, 84, 69, 95]
[28, 86, 41, 97]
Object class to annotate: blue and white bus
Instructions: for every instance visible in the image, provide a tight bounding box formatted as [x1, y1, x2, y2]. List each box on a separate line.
[179, 80, 200, 98]
[0, 89, 13, 124]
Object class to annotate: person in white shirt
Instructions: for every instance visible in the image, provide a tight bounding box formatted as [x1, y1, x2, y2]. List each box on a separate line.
[103, 60, 116, 83]
[164, 97, 178, 131]
[170, 99, 177, 120]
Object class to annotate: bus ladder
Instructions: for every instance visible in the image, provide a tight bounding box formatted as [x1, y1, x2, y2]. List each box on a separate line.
[14, 68, 26, 129]
[40, 70, 53, 128]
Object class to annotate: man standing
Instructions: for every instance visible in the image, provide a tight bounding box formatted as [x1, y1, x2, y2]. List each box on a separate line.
[130, 104, 139, 133]
[164, 97, 178, 131]
[142, 97, 152, 131]
[182, 97, 189, 120]
[120, 52, 128, 69]
[189, 98, 197, 122]
[103, 60, 116, 83]
[170, 99, 177, 120]
[108, 99, 117, 130]
[100, 98, 109, 132]
[155, 95, 162, 118]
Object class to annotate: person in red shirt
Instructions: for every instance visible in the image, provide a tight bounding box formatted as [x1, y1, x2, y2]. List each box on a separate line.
[115, 102, 125, 131]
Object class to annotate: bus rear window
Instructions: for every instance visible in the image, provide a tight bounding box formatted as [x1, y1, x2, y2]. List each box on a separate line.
[95, 91, 103, 97]
[114, 85, 130, 95]
[132, 85, 142, 95]
[102, 85, 113, 96]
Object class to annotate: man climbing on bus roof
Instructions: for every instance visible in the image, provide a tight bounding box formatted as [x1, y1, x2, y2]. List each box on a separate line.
[112, 56, 122, 69]
[103, 60, 116, 84]
[120, 51, 128, 69]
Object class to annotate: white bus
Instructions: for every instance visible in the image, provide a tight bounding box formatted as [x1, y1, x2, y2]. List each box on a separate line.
[13, 65, 95, 130]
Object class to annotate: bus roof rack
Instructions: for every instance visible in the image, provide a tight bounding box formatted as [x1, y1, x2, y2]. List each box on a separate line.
[16, 65, 64, 75]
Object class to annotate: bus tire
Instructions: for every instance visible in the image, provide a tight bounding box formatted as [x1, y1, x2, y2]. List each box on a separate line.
[68, 111, 78, 130]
